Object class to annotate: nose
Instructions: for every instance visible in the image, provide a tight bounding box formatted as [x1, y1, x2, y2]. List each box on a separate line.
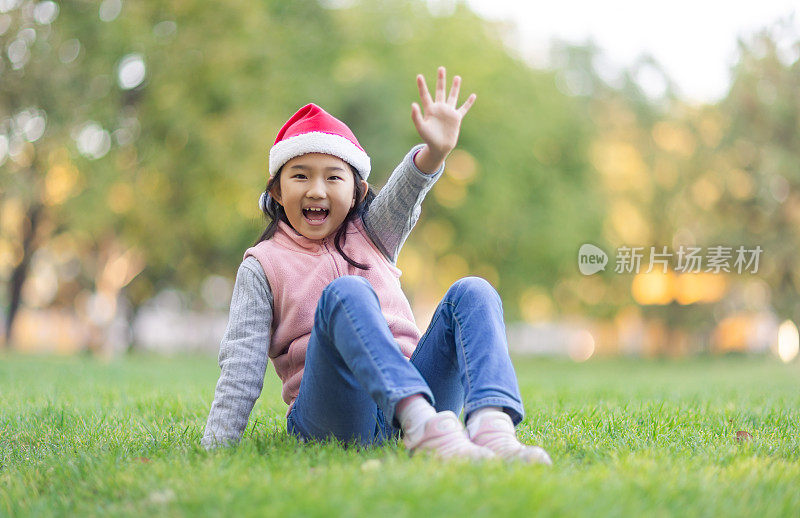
[306, 177, 327, 199]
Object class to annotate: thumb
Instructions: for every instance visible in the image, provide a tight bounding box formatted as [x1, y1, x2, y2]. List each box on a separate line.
[411, 102, 424, 131]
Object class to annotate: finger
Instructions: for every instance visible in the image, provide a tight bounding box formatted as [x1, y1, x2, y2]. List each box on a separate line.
[447, 75, 461, 106]
[416, 74, 433, 109]
[435, 66, 446, 103]
[411, 102, 424, 131]
[457, 93, 476, 117]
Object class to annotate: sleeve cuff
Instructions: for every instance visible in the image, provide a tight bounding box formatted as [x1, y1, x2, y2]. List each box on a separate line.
[409, 144, 445, 179]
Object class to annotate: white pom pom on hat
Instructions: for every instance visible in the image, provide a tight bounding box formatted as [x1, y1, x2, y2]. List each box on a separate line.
[268, 103, 371, 181]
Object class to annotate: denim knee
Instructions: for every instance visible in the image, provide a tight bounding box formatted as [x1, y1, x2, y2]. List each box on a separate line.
[315, 276, 377, 347]
[447, 276, 500, 304]
[324, 275, 375, 300]
[318, 276, 378, 320]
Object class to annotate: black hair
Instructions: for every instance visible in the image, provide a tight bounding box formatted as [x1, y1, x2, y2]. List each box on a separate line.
[254, 162, 377, 270]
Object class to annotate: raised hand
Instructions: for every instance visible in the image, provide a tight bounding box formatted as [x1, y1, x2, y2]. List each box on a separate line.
[411, 66, 476, 174]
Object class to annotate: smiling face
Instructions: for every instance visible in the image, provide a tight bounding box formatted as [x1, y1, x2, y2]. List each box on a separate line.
[270, 153, 368, 240]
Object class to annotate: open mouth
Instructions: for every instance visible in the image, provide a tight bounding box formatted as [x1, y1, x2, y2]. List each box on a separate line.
[302, 208, 329, 225]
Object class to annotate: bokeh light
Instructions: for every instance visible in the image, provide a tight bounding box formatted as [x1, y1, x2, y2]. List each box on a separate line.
[117, 54, 146, 90]
[568, 329, 595, 362]
[33, 1, 58, 25]
[75, 122, 111, 159]
[99, 0, 122, 23]
[631, 271, 674, 305]
[777, 320, 799, 363]
[0, 134, 8, 165]
[58, 39, 81, 64]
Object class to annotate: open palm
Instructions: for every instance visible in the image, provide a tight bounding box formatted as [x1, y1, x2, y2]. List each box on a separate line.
[411, 66, 476, 156]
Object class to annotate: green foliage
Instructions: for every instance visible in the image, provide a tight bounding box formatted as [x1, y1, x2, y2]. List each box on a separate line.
[711, 23, 800, 322]
[1, 0, 602, 326]
[547, 24, 800, 334]
[1, 353, 798, 516]
[5, 0, 799, 347]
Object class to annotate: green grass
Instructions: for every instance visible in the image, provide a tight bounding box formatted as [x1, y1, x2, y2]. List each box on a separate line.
[1, 353, 798, 517]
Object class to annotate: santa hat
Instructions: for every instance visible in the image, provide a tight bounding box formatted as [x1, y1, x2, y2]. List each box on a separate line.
[268, 103, 371, 180]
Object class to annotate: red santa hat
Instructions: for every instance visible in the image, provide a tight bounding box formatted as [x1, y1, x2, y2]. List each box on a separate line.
[268, 103, 371, 180]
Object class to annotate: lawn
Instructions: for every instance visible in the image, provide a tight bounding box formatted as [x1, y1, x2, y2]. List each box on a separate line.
[1, 352, 798, 517]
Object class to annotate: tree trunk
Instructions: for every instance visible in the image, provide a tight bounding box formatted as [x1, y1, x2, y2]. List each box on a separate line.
[126, 296, 142, 354]
[4, 202, 43, 347]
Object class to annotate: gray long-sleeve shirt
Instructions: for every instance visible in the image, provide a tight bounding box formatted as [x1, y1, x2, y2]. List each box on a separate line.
[201, 144, 444, 449]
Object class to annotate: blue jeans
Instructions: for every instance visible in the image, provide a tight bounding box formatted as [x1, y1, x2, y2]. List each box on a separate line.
[286, 275, 525, 446]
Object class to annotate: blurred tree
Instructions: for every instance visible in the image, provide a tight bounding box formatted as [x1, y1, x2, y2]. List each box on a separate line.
[2, 0, 607, 351]
[0, 0, 136, 347]
[711, 20, 800, 323]
[548, 19, 800, 353]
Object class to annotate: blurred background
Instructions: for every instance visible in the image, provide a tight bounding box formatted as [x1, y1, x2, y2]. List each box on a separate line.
[1, 0, 799, 364]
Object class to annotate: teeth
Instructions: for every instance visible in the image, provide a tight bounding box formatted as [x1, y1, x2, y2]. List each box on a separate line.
[306, 208, 327, 212]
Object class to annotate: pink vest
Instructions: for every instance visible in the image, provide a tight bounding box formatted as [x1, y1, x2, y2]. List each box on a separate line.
[244, 217, 421, 413]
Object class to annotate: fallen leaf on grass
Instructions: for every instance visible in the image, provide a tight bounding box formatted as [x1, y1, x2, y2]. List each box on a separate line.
[137, 457, 151, 463]
[735, 431, 752, 442]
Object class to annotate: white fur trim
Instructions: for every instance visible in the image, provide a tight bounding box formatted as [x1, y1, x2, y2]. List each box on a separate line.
[269, 131, 371, 179]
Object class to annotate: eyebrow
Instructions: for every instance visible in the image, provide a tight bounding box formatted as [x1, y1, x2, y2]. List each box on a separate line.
[288, 165, 345, 172]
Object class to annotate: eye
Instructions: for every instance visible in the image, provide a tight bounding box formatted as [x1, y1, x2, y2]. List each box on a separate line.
[329, 175, 342, 180]
[292, 174, 307, 179]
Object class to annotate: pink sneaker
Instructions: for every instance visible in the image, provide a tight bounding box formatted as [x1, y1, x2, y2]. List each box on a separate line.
[404, 411, 495, 460]
[467, 411, 552, 465]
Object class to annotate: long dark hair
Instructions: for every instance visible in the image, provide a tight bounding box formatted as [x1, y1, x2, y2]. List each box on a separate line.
[254, 162, 377, 270]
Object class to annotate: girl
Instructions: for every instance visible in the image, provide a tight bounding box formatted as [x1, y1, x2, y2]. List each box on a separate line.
[202, 67, 551, 464]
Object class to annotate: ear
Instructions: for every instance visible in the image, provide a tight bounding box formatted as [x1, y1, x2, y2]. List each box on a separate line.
[352, 179, 369, 207]
[269, 179, 282, 205]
